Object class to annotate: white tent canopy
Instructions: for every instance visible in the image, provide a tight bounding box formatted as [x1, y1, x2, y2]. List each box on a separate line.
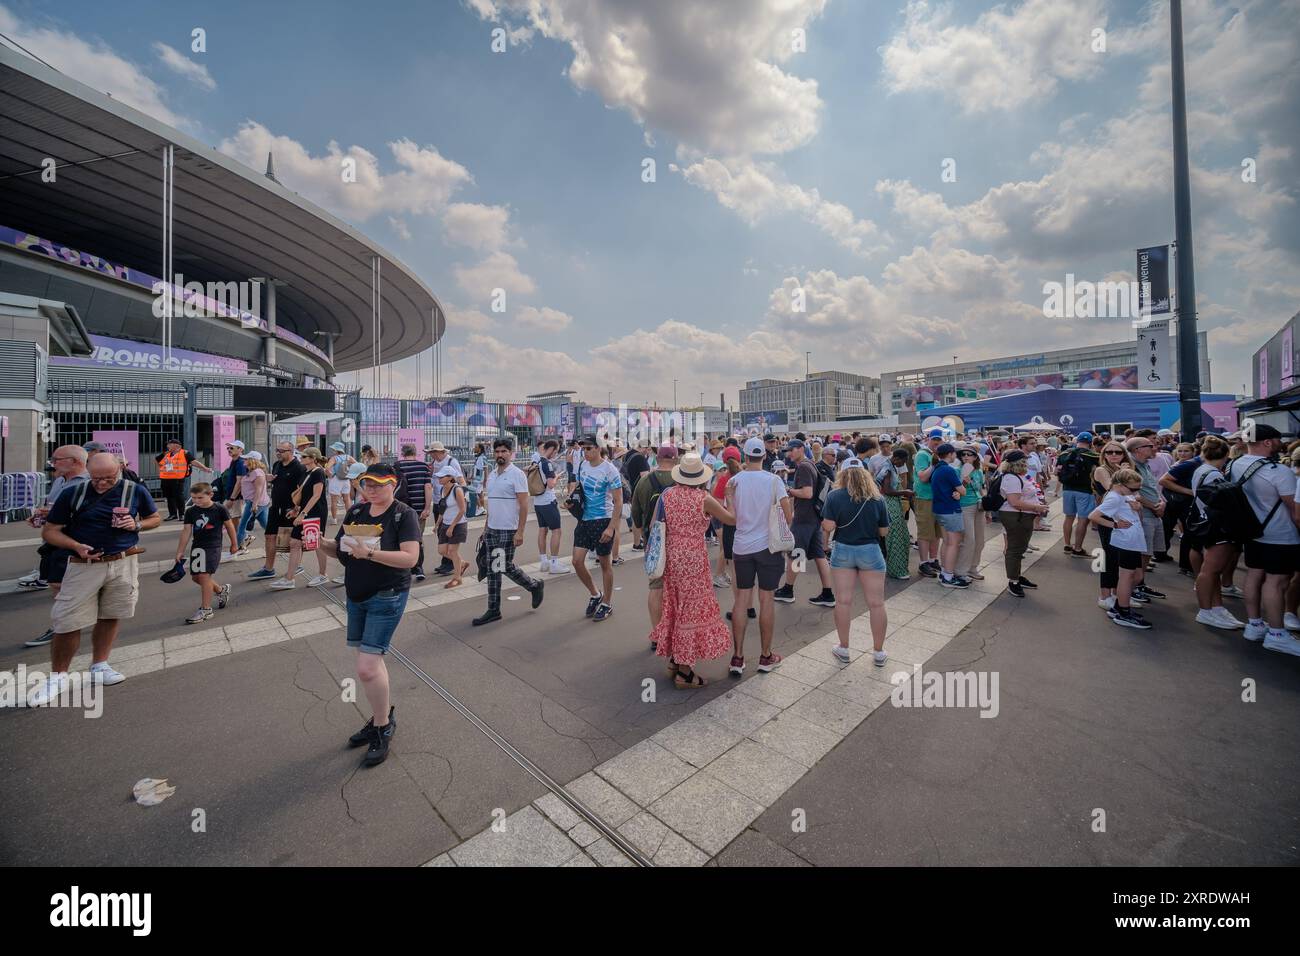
[1013, 422, 1063, 433]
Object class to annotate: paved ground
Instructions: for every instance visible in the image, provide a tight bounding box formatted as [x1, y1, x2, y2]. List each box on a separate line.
[4, 501, 1297, 866]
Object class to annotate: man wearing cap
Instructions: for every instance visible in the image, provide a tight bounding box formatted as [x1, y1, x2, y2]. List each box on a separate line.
[476, 437, 544, 626]
[155, 438, 197, 521]
[1225, 424, 1300, 655]
[868, 436, 893, 480]
[571, 433, 622, 622]
[774, 439, 836, 607]
[1057, 432, 1100, 556]
[762, 434, 780, 473]
[913, 428, 946, 576]
[247, 440, 305, 580]
[220, 439, 249, 514]
[28, 453, 160, 705]
[724, 436, 793, 675]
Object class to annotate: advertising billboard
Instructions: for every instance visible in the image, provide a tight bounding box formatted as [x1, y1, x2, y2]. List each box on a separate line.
[984, 374, 1063, 396]
[742, 410, 789, 431]
[51, 334, 249, 376]
[1076, 366, 1138, 389]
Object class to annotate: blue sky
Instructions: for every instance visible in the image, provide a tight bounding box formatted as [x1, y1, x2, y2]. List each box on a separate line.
[2, 0, 1297, 405]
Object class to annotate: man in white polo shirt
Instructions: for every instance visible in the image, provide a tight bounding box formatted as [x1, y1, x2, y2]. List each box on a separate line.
[475, 436, 543, 627]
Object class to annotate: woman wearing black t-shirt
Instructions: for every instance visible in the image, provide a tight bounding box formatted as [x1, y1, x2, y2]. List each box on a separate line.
[319, 463, 421, 768]
[271, 447, 331, 590]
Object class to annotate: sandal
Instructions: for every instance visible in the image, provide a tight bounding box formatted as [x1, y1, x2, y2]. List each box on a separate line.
[665, 656, 678, 677]
[445, 577, 463, 589]
[674, 669, 707, 689]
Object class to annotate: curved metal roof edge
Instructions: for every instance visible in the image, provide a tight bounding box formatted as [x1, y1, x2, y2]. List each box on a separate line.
[0, 45, 446, 359]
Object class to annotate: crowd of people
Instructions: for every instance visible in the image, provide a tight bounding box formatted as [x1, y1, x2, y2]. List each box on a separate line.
[17, 418, 1300, 768]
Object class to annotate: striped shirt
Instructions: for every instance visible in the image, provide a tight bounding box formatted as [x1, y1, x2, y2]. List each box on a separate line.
[394, 459, 432, 511]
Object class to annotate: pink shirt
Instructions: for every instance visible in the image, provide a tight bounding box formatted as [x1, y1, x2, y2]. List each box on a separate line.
[240, 470, 270, 508]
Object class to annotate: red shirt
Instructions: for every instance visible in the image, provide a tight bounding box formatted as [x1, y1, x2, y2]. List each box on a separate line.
[713, 470, 732, 501]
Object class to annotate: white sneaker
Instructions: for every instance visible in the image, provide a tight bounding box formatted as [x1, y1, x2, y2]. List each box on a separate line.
[830, 644, 851, 663]
[538, 557, 552, 573]
[712, 574, 731, 589]
[186, 607, 214, 625]
[873, 650, 889, 667]
[89, 662, 125, 685]
[307, 574, 329, 587]
[1285, 612, 1300, 631]
[332, 574, 346, 585]
[1214, 607, 1245, 629]
[27, 672, 69, 706]
[1243, 621, 1267, 642]
[1263, 631, 1300, 657]
[1221, 585, 1244, 599]
[1098, 596, 1116, 611]
[548, 561, 572, 575]
[269, 577, 296, 590]
[1196, 608, 1237, 630]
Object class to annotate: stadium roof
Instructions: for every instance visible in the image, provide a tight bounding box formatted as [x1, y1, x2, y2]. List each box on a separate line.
[0, 45, 444, 373]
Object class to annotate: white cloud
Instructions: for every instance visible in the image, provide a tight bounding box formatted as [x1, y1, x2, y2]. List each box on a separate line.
[476, 0, 827, 157]
[677, 157, 885, 256]
[388, 217, 412, 241]
[443, 304, 496, 334]
[0, 5, 190, 128]
[514, 305, 573, 331]
[152, 41, 215, 90]
[443, 202, 516, 252]
[453, 250, 536, 302]
[881, 0, 1111, 114]
[219, 122, 473, 221]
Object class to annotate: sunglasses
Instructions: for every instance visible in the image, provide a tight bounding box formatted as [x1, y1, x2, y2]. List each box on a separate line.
[1104, 450, 1125, 455]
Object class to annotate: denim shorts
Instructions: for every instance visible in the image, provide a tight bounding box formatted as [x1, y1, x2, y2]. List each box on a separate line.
[936, 511, 964, 534]
[829, 540, 886, 572]
[1062, 490, 1096, 517]
[346, 588, 410, 655]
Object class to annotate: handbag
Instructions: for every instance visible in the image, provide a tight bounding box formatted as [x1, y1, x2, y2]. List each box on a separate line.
[475, 534, 489, 581]
[644, 492, 667, 581]
[564, 461, 587, 519]
[767, 476, 795, 553]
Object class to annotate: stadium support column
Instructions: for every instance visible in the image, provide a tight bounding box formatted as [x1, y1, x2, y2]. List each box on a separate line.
[161, 145, 174, 363]
[264, 280, 278, 366]
[1170, 0, 1202, 435]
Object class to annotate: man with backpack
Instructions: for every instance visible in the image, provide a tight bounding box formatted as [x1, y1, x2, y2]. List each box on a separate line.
[530, 439, 569, 574]
[631, 445, 677, 629]
[773, 439, 836, 607]
[1221, 424, 1300, 655]
[1057, 432, 1100, 557]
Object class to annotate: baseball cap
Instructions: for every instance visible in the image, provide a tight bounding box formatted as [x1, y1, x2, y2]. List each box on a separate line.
[346, 462, 367, 479]
[721, 446, 742, 463]
[878, 434, 893, 443]
[785, 438, 805, 450]
[83, 441, 104, 453]
[1252, 424, 1283, 442]
[936, 443, 956, 457]
[165, 437, 180, 445]
[743, 437, 765, 457]
[1004, 450, 1027, 463]
[245, 451, 264, 462]
[434, 465, 458, 480]
[579, 433, 599, 447]
[763, 433, 776, 442]
[1157, 428, 1175, 437]
[657, 444, 679, 460]
[1076, 431, 1094, 442]
[927, 428, 944, 440]
[771, 460, 790, 473]
[160, 559, 187, 584]
[361, 462, 400, 485]
[841, 457, 864, 470]
[228, 439, 245, 450]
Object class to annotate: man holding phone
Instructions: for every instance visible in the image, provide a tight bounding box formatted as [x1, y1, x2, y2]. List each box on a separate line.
[29, 453, 161, 705]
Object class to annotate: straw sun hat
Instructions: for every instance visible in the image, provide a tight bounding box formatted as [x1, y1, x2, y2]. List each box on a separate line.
[671, 452, 714, 487]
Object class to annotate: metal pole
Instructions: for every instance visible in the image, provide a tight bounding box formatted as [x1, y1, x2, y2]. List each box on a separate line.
[1170, 0, 1202, 435]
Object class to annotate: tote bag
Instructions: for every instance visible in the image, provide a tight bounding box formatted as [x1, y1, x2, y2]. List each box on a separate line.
[767, 476, 795, 553]
[644, 492, 667, 580]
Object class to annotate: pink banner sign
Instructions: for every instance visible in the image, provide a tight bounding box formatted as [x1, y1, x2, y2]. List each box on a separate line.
[398, 428, 424, 453]
[93, 430, 139, 470]
[1283, 327, 1294, 387]
[214, 416, 236, 471]
[1259, 351, 1269, 398]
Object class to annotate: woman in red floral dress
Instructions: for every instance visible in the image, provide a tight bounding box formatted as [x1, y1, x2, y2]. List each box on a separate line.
[650, 453, 736, 688]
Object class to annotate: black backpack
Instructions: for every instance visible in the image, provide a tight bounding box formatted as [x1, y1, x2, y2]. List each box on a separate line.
[981, 472, 1009, 512]
[1057, 449, 1089, 485]
[564, 461, 588, 519]
[640, 473, 667, 532]
[1202, 460, 1283, 544]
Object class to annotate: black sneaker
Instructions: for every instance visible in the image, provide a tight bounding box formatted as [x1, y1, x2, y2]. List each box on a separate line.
[940, 575, 970, 589]
[1135, 585, 1165, 599]
[363, 720, 395, 766]
[1008, 581, 1026, 598]
[23, 627, 54, 648]
[1017, 576, 1038, 589]
[593, 603, 613, 622]
[919, 562, 939, 578]
[1067, 547, 1088, 558]
[809, 589, 836, 607]
[726, 608, 757, 621]
[531, 580, 545, 609]
[585, 595, 601, 617]
[413, 568, 426, 582]
[1111, 609, 1153, 630]
[632, 543, 645, 551]
[1152, 553, 1173, 563]
[472, 609, 502, 627]
[349, 706, 395, 748]
[773, 585, 795, 604]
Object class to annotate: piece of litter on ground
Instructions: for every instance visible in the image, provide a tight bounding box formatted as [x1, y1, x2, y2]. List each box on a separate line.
[133, 778, 176, 806]
[614, 587, 622, 591]
[506, 595, 521, 601]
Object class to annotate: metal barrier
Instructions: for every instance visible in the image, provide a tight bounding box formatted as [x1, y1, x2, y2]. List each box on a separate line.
[1, 471, 47, 523]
